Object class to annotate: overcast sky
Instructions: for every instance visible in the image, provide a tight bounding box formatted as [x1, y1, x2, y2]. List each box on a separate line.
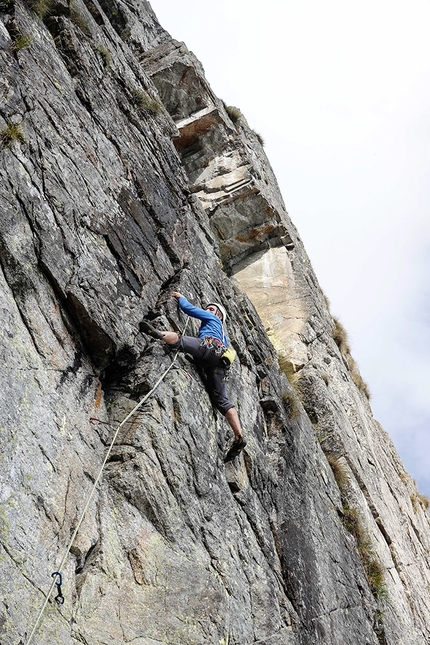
[150, 0, 430, 496]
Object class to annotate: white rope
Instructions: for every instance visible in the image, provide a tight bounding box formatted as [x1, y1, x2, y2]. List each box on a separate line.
[26, 320, 188, 644]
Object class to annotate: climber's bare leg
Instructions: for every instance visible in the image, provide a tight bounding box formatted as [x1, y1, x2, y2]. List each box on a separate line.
[158, 331, 179, 345]
[225, 408, 243, 442]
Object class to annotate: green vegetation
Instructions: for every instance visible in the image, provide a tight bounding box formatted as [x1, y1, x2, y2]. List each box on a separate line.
[22, 0, 53, 18]
[130, 89, 162, 115]
[252, 130, 265, 146]
[343, 503, 387, 602]
[411, 491, 430, 512]
[225, 104, 242, 124]
[0, 0, 14, 12]
[332, 316, 370, 399]
[69, 2, 91, 35]
[326, 453, 388, 617]
[332, 316, 349, 355]
[12, 32, 33, 51]
[314, 424, 330, 444]
[97, 44, 112, 69]
[281, 389, 301, 421]
[326, 453, 349, 492]
[1, 122, 26, 146]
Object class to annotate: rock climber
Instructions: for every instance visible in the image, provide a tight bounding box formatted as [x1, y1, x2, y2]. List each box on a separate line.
[140, 292, 246, 462]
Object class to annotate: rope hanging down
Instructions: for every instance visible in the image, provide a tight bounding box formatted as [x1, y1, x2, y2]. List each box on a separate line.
[26, 319, 189, 645]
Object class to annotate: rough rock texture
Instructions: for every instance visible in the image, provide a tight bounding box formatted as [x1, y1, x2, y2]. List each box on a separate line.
[0, 2, 429, 645]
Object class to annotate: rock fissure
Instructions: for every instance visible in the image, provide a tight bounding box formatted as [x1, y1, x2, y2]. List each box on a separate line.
[0, 540, 42, 591]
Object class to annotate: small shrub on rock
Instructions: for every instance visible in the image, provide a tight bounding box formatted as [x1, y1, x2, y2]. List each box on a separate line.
[130, 89, 162, 115]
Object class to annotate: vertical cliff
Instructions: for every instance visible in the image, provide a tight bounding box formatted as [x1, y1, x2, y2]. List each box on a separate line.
[1, 2, 429, 645]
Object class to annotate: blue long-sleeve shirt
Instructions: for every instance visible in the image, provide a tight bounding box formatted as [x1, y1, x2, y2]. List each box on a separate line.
[178, 296, 229, 346]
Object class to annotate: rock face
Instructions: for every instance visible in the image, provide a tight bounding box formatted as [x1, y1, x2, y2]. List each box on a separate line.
[1, 2, 429, 645]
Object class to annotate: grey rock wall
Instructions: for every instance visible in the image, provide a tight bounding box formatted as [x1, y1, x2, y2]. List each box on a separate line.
[0, 2, 429, 645]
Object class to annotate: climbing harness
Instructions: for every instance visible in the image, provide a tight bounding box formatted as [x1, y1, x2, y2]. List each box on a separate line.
[200, 336, 237, 367]
[25, 318, 189, 645]
[200, 335, 226, 357]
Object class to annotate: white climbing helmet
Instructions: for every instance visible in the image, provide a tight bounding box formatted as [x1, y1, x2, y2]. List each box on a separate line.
[207, 302, 227, 322]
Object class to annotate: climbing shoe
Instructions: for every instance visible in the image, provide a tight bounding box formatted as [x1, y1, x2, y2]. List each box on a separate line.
[224, 436, 247, 463]
[139, 320, 164, 340]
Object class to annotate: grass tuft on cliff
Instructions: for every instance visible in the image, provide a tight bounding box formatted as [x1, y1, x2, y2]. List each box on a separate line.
[342, 504, 388, 602]
[411, 491, 430, 512]
[69, 1, 91, 36]
[11, 32, 33, 51]
[252, 130, 265, 146]
[225, 104, 243, 124]
[130, 89, 163, 115]
[332, 316, 350, 355]
[348, 358, 371, 399]
[97, 44, 112, 70]
[22, 0, 53, 18]
[332, 317, 370, 399]
[1, 122, 26, 146]
[326, 456, 388, 606]
[326, 454, 349, 493]
[281, 389, 301, 420]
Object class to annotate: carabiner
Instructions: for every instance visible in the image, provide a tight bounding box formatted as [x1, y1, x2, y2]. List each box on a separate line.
[51, 571, 65, 605]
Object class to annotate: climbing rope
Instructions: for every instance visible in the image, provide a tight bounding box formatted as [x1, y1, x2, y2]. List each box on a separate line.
[25, 319, 189, 645]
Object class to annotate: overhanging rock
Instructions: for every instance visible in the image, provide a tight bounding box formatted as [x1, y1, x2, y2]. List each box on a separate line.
[141, 38, 296, 273]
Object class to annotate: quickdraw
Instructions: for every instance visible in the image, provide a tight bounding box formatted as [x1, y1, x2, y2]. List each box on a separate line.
[51, 572, 64, 606]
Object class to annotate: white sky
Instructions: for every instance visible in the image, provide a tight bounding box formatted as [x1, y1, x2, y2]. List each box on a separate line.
[149, 0, 430, 495]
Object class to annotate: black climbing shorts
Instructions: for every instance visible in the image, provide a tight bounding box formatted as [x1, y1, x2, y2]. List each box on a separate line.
[171, 336, 234, 416]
